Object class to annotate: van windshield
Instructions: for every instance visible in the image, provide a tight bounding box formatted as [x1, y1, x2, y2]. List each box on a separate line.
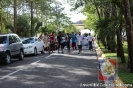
[0, 36, 7, 44]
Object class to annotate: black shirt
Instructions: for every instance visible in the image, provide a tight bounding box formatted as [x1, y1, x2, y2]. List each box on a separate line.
[57, 35, 62, 43]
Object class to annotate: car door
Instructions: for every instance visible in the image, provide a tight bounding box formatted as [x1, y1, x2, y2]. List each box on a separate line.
[13, 35, 22, 55]
[11, 35, 19, 55]
[8, 35, 16, 55]
[35, 38, 40, 52]
[37, 38, 43, 51]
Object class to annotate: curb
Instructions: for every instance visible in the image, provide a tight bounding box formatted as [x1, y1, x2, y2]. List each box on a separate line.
[94, 42, 127, 88]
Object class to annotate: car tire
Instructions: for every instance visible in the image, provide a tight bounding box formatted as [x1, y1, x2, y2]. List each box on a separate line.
[41, 46, 45, 54]
[34, 48, 37, 56]
[19, 50, 24, 60]
[4, 52, 11, 65]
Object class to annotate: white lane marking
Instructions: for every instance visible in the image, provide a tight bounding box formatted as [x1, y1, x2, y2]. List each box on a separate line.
[45, 54, 52, 59]
[0, 54, 53, 80]
[0, 70, 21, 80]
[31, 60, 40, 64]
[0, 60, 41, 80]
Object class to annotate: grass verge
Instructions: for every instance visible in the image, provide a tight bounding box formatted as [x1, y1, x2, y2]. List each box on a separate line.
[98, 41, 133, 88]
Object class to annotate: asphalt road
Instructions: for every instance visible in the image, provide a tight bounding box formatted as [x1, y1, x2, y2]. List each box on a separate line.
[0, 48, 105, 88]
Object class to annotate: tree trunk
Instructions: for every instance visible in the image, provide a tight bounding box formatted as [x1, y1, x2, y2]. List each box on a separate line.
[100, 0, 103, 18]
[111, 3, 126, 62]
[117, 29, 120, 57]
[94, 0, 101, 20]
[31, 1, 33, 36]
[0, 13, 2, 34]
[106, 35, 111, 50]
[123, 0, 133, 72]
[14, 0, 17, 33]
[117, 24, 126, 63]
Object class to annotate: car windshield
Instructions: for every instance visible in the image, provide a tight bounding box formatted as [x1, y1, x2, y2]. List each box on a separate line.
[0, 36, 7, 44]
[22, 38, 34, 44]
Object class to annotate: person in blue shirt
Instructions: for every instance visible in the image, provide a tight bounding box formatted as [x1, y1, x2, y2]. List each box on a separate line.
[71, 32, 77, 50]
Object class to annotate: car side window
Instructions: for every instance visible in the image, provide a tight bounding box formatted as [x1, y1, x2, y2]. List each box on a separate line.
[9, 36, 14, 44]
[35, 38, 38, 42]
[12, 35, 18, 43]
[37, 38, 41, 42]
[15, 35, 21, 42]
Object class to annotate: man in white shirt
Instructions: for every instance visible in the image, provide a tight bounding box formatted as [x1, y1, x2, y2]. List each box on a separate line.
[77, 32, 83, 54]
[87, 33, 93, 50]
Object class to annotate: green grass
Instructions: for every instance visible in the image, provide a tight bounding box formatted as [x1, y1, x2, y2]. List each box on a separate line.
[98, 41, 133, 87]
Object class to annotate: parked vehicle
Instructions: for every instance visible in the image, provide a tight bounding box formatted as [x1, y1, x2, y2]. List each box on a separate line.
[0, 33, 24, 64]
[22, 37, 45, 55]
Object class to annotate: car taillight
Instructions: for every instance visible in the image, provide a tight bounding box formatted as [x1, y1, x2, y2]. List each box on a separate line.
[0, 47, 4, 51]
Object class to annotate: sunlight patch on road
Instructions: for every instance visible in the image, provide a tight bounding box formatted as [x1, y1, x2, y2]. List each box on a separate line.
[52, 53, 96, 60]
[67, 67, 92, 76]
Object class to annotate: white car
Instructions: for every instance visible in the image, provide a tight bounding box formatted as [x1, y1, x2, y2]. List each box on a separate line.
[22, 37, 45, 55]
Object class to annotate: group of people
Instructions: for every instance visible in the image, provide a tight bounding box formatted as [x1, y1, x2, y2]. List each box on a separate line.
[40, 31, 94, 54]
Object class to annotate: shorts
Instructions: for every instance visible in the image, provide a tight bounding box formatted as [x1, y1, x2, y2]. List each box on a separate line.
[72, 42, 76, 47]
[58, 43, 63, 48]
[45, 43, 49, 47]
[67, 41, 70, 49]
[78, 45, 82, 49]
[50, 43, 54, 48]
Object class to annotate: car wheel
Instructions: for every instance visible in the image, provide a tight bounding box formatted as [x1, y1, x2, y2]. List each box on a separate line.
[4, 52, 11, 65]
[34, 48, 37, 56]
[41, 46, 45, 54]
[19, 50, 24, 60]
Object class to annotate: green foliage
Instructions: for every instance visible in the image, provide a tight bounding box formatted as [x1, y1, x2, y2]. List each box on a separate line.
[84, 13, 98, 30]
[16, 15, 30, 37]
[0, 0, 73, 37]
[95, 18, 117, 52]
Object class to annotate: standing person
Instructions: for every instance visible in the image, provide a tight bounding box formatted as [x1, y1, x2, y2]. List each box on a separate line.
[87, 33, 93, 50]
[49, 31, 55, 53]
[71, 32, 77, 50]
[66, 33, 71, 54]
[39, 33, 43, 40]
[61, 33, 66, 49]
[57, 32, 63, 53]
[77, 32, 83, 54]
[43, 32, 49, 53]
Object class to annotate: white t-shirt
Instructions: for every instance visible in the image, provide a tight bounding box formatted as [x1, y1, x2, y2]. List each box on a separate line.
[82, 39, 88, 45]
[60, 37, 65, 43]
[87, 36, 93, 41]
[77, 34, 83, 41]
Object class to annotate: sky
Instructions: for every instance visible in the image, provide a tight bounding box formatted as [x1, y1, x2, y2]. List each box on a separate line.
[56, 0, 87, 22]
